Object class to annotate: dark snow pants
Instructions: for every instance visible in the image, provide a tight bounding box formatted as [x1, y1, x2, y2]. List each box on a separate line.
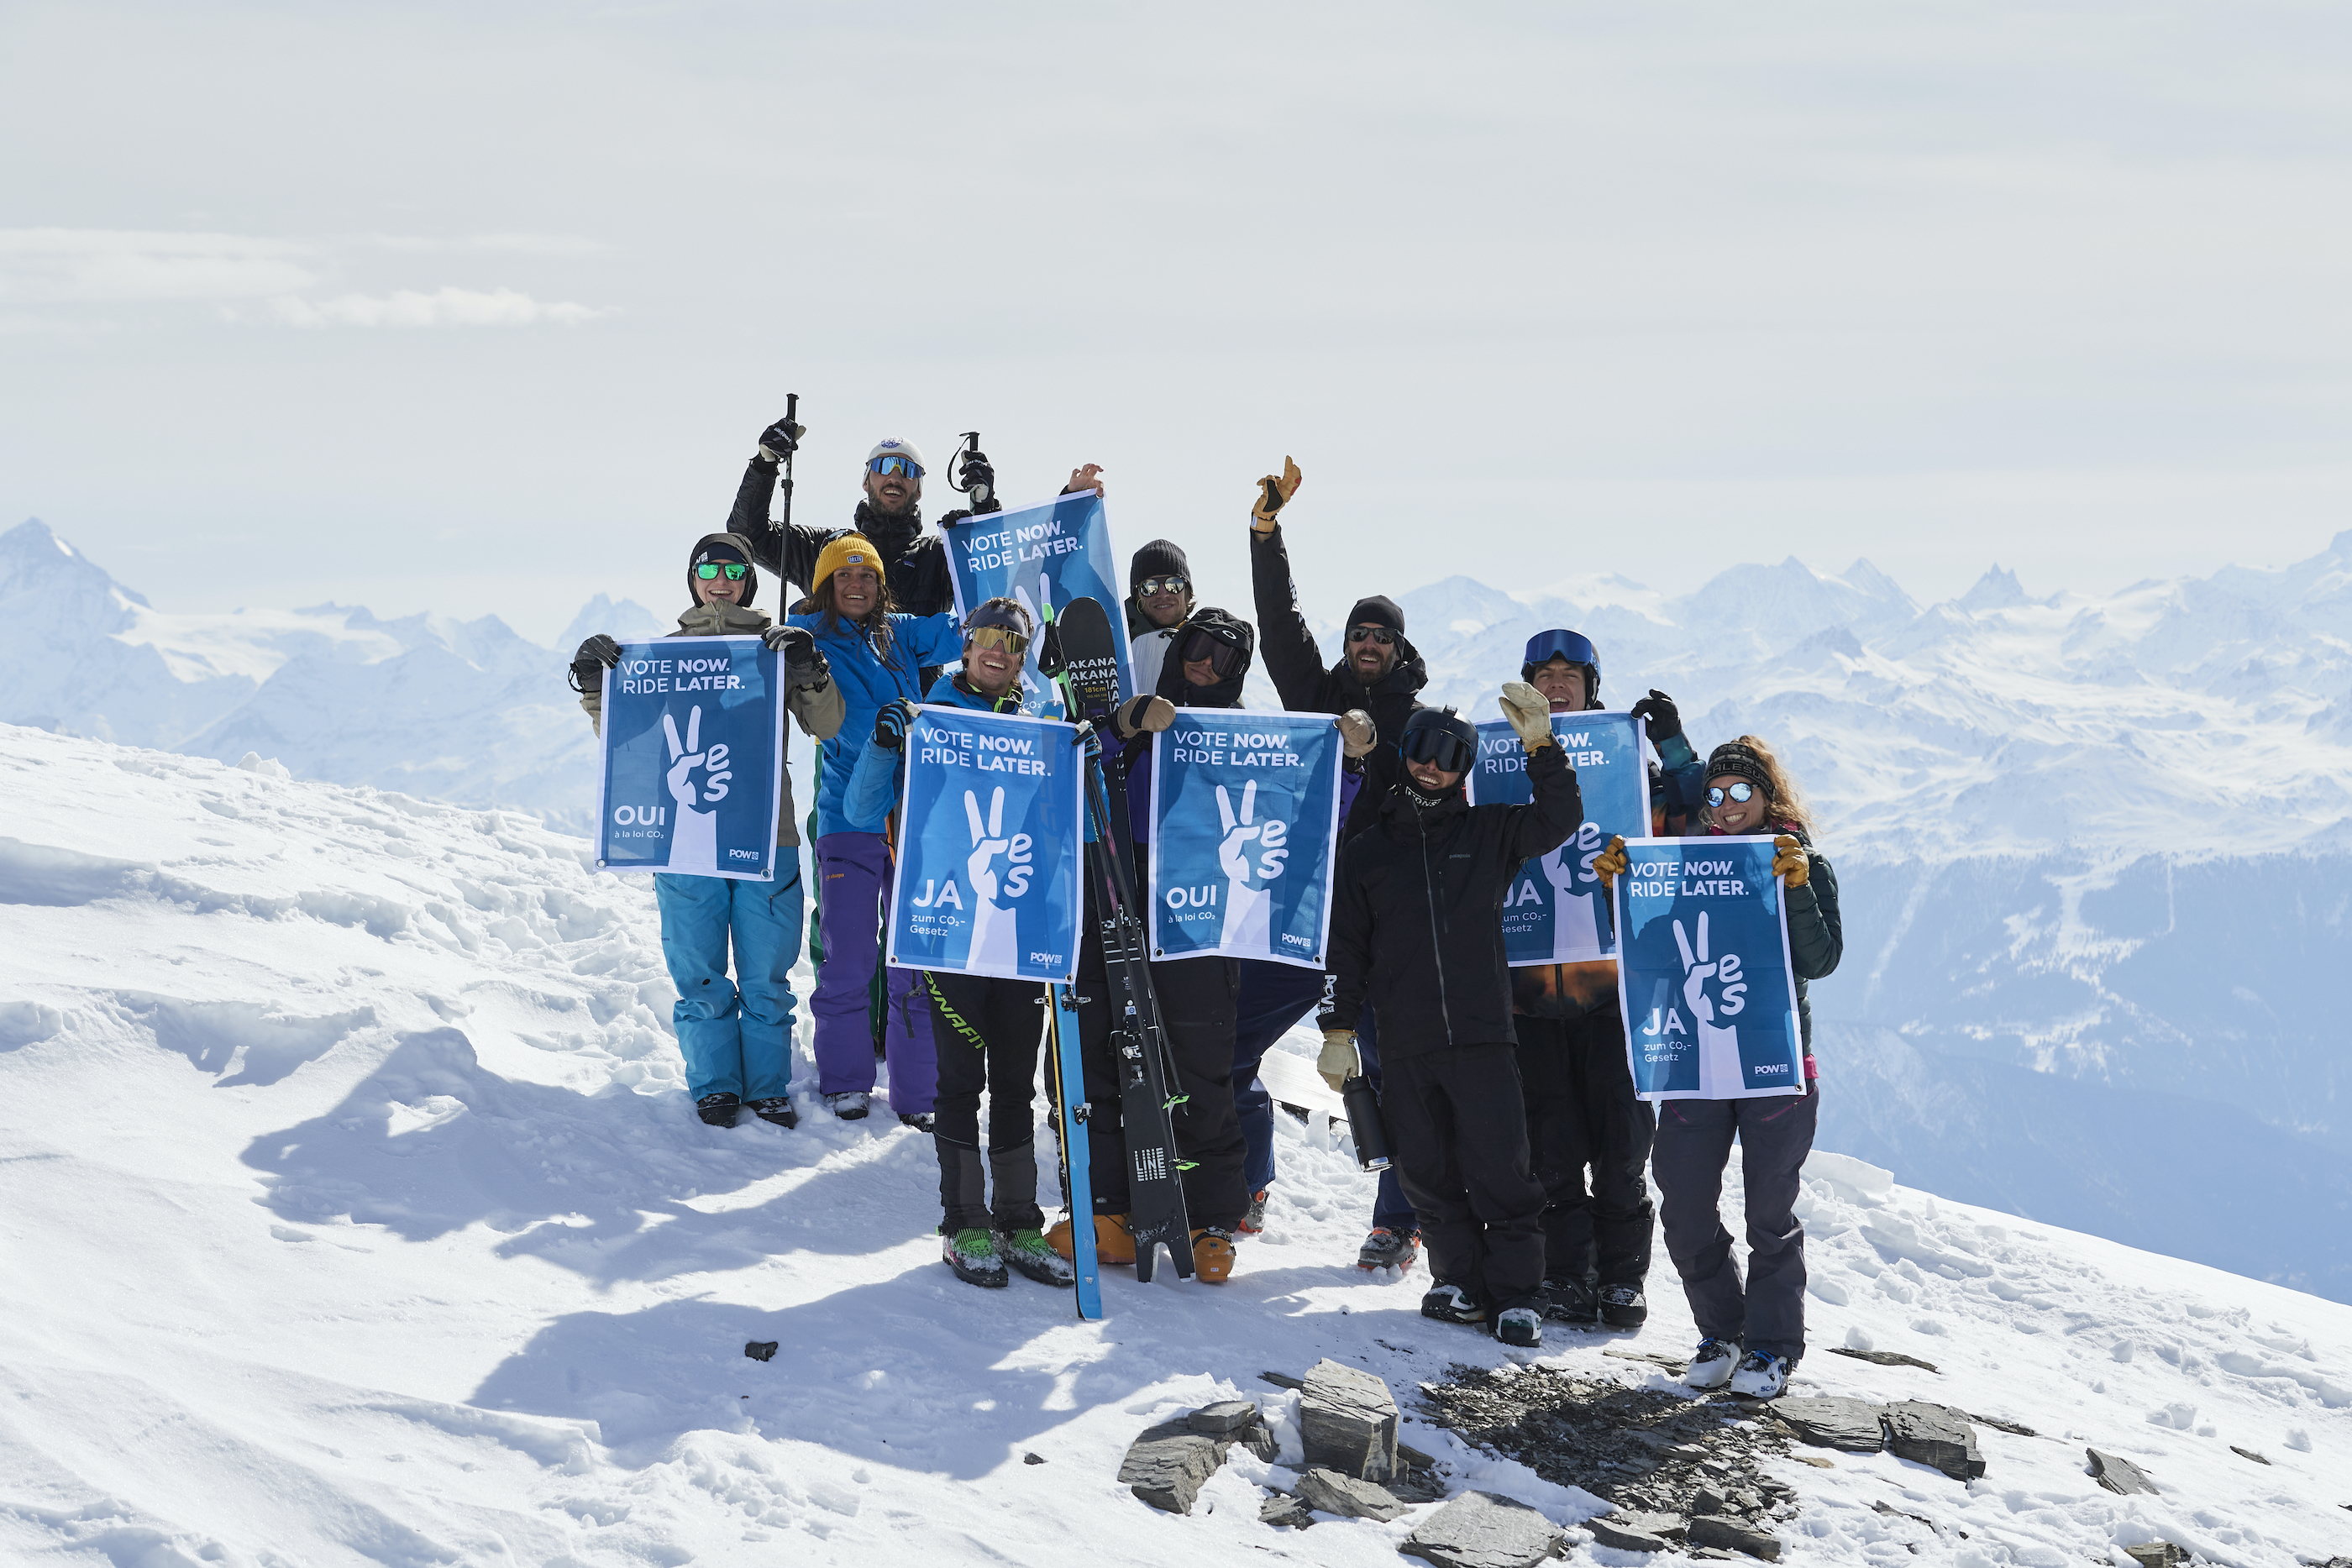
[1074, 915, 1250, 1234]
[1381, 1044, 1547, 1310]
[1653, 1082, 1819, 1361]
[1515, 1008, 1656, 1289]
[925, 971, 1047, 1235]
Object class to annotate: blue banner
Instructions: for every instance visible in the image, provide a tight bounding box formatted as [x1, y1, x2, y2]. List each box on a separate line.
[942, 492, 1131, 717]
[1468, 712, 1647, 966]
[1146, 712, 1344, 970]
[1611, 836, 1806, 1100]
[594, 637, 784, 880]
[885, 705, 1084, 982]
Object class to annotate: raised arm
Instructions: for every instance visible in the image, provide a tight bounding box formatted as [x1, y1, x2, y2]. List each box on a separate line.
[1247, 462, 1330, 711]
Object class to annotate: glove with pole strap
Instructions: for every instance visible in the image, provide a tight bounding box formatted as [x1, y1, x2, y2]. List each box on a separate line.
[755, 415, 804, 464]
[568, 634, 620, 695]
[1250, 457, 1302, 535]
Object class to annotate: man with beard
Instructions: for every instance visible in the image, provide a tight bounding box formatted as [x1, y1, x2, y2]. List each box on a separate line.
[1246, 457, 1430, 1272]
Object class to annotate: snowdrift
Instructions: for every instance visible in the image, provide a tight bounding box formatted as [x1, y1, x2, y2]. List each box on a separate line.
[2, 722, 2348, 1565]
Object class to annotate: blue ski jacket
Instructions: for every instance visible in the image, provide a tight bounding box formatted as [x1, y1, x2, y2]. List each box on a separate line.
[787, 609, 965, 839]
[838, 674, 1043, 837]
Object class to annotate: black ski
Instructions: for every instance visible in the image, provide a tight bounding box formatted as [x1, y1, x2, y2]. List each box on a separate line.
[1042, 595, 1194, 1282]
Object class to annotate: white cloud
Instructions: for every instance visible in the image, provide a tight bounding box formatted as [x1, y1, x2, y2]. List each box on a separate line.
[0, 228, 316, 304]
[264, 287, 607, 328]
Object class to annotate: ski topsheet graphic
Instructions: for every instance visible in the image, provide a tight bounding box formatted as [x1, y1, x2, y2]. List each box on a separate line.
[941, 492, 1131, 718]
[1146, 711, 1344, 969]
[1611, 835, 1806, 1100]
[885, 705, 1083, 983]
[593, 637, 785, 881]
[1470, 711, 1649, 966]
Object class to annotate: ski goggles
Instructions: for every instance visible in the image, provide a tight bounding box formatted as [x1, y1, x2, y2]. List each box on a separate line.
[1706, 781, 1759, 808]
[965, 626, 1030, 658]
[1346, 627, 1397, 647]
[1399, 724, 1475, 774]
[867, 454, 924, 480]
[1176, 626, 1247, 678]
[1522, 627, 1597, 670]
[1135, 574, 1189, 598]
[694, 561, 749, 580]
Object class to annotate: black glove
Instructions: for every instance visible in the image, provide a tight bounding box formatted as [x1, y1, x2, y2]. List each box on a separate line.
[762, 623, 827, 686]
[959, 451, 995, 509]
[874, 700, 911, 751]
[568, 633, 621, 694]
[756, 416, 804, 463]
[1630, 689, 1683, 743]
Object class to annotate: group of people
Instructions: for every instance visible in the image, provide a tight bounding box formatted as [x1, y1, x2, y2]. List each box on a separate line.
[569, 419, 1845, 1398]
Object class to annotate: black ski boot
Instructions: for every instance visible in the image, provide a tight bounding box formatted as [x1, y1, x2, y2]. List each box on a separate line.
[1540, 1277, 1599, 1324]
[1420, 1282, 1488, 1326]
[1599, 1283, 1649, 1329]
[1358, 1227, 1421, 1272]
[746, 1096, 797, 1129]
[943, 1228, 1009, 1288]
[696, 1093, 741, 1128]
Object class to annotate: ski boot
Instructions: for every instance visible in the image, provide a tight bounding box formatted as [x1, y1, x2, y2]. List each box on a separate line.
[898, 1110, 935, 1132]
[1685, 1338, 1741, 1391]
[942, 1228, 1009, 1288]
[1357, 1226, 1420, 1273]
[696, 1093, 741, 1128]
[1191, 1228, 1237, 1284]
[1237, 1189, 1270, 1238]
[1047, 1212, 1136, 1266]
[999, 1228, 1076, 1287]
[1599, 1283, 1648, 1329]
[746, 1096, 797, 1130]
[823, 1091, 870, 1121]
[1539, 1277, 1599, 1324]
[1420, 1282, 1488, 1326]
[1494, 1306, 1543, 1349]
[1728, 1351, 1793, 1399]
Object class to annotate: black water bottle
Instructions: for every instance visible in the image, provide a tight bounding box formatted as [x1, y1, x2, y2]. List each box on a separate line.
[1341, 1075, 1391, 1172]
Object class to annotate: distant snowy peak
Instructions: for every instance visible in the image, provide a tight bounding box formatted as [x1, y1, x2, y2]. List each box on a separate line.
[0, 517, 150, 627]
[559, 594, 667, 653]
[1955, 564, 2032, 612]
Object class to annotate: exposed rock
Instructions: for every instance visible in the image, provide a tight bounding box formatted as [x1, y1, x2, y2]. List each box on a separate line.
[1399, 1491, 1565, 1568]
[1240, 1425, 1280, 1462]
[1118, 1419, 1229, 1514]
[1586, 1511, 1687, 1552]
[2087, 1448, 2157, 1497]
[1967, 1412, 2036, 1437]
[2229, 1445, 2270, 1466]
[1387, 1468, 1451, 1505]
[1688, 1516, 1782, 1560]
[1188, 1399, 1261, 1435]
[1604, 1347, 1693, 1374]
[1790, 1455, 1835, 1469]
[1767, 1397, 1887, 1452]
[1022, 1451, 1045, 1466]
[1301, 1358, 1400, 1480]
[1294, 1466, 1409, 1522]
[1692, 1487, 1728, 1515]
[1260, 1492, 1315, 1529]
[1883, 1401, 1985, 1481]
[1825, 1346, 1939, 1373]
[1260, 1370, 1306, 1390]
[1399, 1441, 1439, 1470]
[2126, 1544, 2189, 1568]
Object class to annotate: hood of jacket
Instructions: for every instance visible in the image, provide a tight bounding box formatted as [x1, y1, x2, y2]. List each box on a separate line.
[852, 500, 926, 564]
[673, 597, 773, 637]
[1153, 606, 1255, 709]
[1329, 631, 1428, 710]
[685, 531, 764, 612]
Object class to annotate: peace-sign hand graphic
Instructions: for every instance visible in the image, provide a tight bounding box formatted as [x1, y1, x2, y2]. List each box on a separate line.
[963, 786, 1020, 971]
[1214, 779, 1287, 955]
[1672, 910, 1750, 1096]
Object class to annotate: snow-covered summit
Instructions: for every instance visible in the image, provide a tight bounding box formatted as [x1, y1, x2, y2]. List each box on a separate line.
[1, 721, 2346, 1564]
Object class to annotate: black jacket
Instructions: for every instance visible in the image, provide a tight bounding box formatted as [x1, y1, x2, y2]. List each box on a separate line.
[726, 458, 975, 615]
[1326, 742, 1583, 1056]
[1249, 526, 1427, 837]
[1733, 822, 1841, 1053]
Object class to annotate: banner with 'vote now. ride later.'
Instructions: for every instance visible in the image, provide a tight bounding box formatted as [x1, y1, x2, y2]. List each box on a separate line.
[885, 705, 1084, 983]
[941, 491, 1133, 718]
[1611, 836, 1806, 1101]
[594, 637, 786, 881]
[1467, 711, 1649, 966]
[1147, 711, 1345, 970]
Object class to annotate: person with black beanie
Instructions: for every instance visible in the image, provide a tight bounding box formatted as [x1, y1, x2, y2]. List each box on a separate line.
[1125, 538, 1195, 697]
[1242, 456, 1429, 1272]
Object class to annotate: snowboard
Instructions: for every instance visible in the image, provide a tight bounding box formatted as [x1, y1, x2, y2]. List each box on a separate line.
[1046, 595, 1196, 1282]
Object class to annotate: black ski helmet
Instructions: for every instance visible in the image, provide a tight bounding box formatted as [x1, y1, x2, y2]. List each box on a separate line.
[1399, 706, 1479, 777]
[1521, 628, 1600, 709]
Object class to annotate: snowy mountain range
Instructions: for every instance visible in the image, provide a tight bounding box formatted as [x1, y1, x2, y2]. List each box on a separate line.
[2, 724, 2345, 1564]
[8, 514, 2352, 1300]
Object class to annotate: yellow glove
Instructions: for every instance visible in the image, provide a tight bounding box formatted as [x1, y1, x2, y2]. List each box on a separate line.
[1337, 710, 1376, 758]
[1251, 456, 1304, 534]
[1498, 681, 1553, 750]
[1317, 1028, 1360, 1093]
[1592, 834, 1629, 889]
[1772, 833, 1809, 889]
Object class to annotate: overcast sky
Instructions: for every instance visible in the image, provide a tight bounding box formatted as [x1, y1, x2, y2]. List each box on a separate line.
[6, 2, 2349, 645]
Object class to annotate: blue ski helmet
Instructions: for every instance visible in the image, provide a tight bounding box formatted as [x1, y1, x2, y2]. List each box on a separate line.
[1522, 628, 1600, 707]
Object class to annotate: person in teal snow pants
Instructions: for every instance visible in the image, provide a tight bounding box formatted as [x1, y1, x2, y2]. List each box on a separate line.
[571, 532, 846, 1128]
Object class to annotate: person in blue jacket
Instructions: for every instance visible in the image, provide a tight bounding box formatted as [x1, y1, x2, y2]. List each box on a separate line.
[787, 533, 965, 1125]
[842, 599, 1078, 1293]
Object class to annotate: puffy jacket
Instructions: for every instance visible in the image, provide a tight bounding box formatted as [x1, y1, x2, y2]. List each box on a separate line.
[785, 608, 964, 838]
[838, 673, 1040, 836]
[576, 596, 845, 847]
[727, 462, 983, 615]
[1711, 819, 1840, 1055]
[1326, 741, 1582, 1055]
[1249, 525, 1428, 839]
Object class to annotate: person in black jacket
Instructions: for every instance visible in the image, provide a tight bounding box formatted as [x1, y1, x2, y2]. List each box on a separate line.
[1594, 734, 1842, 1401]
[725, 417, 1108, 614]
[1245, 456, 1431, 1272]
[1322, 687, 1583, 1349]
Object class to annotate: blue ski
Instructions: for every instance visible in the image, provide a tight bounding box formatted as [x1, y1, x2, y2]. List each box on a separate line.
[1051, 981, 1103, 1320]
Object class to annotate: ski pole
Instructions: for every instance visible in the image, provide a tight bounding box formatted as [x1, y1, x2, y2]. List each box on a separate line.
[779, 392, 799, 535]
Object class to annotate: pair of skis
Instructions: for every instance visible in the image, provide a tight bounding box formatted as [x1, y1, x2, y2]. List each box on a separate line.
[1043, 596, 1195, 1319]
